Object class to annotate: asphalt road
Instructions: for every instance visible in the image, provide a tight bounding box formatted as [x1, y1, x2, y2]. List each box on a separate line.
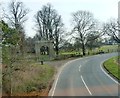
[49, 53, 119, 96]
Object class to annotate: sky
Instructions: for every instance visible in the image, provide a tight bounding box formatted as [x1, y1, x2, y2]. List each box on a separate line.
[0, 0, 119, 37]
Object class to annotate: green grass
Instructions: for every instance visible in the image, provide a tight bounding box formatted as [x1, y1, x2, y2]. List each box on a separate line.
[60, 45, 118, 56]
[0, 47, 2, 90]
[60, 51, 80, 55]
[99, 45, 118, 52]
[104, 56, 120, 80]
[22, 64, 55, 93]
[39, 55, 54, 61]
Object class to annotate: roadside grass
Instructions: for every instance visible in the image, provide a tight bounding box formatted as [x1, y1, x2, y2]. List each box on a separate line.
[3, 60, 55, 96]
[103, 56, 120, 80]
[0, 47, 1, 95]
[60, 51, 80, 55]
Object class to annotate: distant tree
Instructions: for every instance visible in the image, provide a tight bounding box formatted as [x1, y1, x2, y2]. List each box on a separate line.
[6, 1, 29, 29]
[73, 38, 82, 51]
[103, 19, 120, 43]
[54, 15, 64, 55]
[86, 31, 103, 50]
[71, 10, 101, 55]
[60, 41, 73, 51]
[5, 0, 29, 55]
[25, 37, 36, 53]
[0, 2, 3, 20]
[34, 3, 64, 55]
[86, 36, 102, 51]
[108, 36, 117, 45]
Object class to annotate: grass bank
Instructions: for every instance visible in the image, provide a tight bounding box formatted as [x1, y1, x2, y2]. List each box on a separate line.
[103, 56, 120, 80]
[2, 60, 55, 96]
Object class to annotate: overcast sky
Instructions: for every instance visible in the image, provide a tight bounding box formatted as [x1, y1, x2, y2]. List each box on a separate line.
[1, 0, 119, 37]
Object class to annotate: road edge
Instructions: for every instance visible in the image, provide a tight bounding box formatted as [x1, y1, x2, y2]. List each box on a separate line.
[48, 54, 101, 96]
[49, 53, 119, 96]
[48, 56, 86, 96]
[100, 58, 120, 85]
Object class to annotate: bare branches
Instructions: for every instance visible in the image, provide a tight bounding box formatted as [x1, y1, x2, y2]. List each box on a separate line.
[34, 3, 64, 55]
[103, 19, 120, 43]
[71, 10, 99, 55]
[7, 0, 29, 29]
[4, 0, 30, 56]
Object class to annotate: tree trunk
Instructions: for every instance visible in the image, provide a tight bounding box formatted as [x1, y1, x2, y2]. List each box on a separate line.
[55, 41, 59, 55]
[55, 47, 59, 55]
[19, 33, 25, 56]
[82, 43, 86, 56]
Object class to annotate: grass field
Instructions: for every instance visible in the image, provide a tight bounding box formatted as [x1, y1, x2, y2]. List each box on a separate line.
[104, 56, 120, 80]
[60, 45, 118, 55]
[60, 51, 80, 55]
[99, 45, 118, 52]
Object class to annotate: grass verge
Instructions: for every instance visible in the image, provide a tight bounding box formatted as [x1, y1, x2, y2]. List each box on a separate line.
[103, 56, 120, 80]
[2, 60, 55, 96]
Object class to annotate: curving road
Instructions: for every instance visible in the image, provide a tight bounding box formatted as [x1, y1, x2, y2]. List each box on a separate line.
[49, 53, 119, 96]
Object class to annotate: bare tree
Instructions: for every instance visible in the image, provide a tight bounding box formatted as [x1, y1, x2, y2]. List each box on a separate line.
[86, 34, 102, 51]
[71, 10, 100, 55]
[5, 0, 29, 55]
[7, 1, 29, 29]
[34, 4, 56, 40]
[54, 15, 64, 55]
[0, 3, 2, 20]
[34, 3, 64, 55]
[103, 19, 120, 43]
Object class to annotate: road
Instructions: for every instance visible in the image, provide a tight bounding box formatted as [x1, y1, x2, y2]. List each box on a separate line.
[49, 53, 119, 96]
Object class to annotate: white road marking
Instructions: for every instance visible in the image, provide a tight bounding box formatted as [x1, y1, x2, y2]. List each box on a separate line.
[51, 71, 60, 96]
[50, 53, 119, 96]
[50, 58, 82, 96]
[81, 75, 92, 95]
[79, 65, 81, 72]
[50, 55, 96, 96]
[100, 60, 120, 85]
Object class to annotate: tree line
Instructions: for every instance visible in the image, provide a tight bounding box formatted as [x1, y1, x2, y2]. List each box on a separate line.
[0, 0, 119, 57]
